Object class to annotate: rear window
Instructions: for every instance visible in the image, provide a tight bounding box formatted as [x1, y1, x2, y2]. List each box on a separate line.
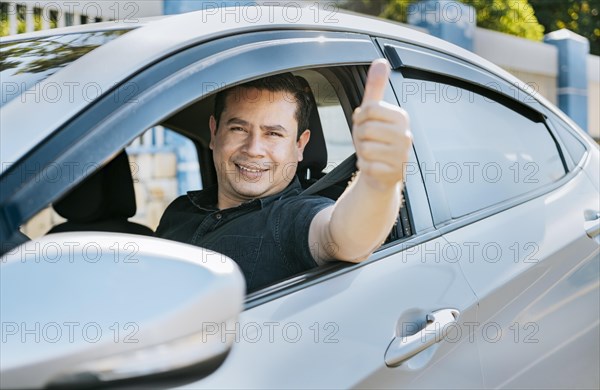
[400, 79, 566, 218]
[1, 30, 130, 104]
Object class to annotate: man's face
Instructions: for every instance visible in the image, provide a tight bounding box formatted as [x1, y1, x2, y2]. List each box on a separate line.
[209, 87, 311, 208]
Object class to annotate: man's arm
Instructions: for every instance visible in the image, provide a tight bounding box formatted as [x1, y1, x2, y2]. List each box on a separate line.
[308, 59, 412, 264]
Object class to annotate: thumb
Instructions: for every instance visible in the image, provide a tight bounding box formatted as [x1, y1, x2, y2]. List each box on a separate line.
[362, 59, 390, 104]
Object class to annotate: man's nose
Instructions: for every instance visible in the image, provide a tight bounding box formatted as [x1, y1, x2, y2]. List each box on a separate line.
[242, 132, 265, 157]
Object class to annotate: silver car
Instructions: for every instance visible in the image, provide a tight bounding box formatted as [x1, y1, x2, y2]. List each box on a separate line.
[1, 4, 599, 389]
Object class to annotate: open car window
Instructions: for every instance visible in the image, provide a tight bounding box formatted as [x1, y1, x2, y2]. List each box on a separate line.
[20, 127, 201, 239]
[20, 65, 414, 291]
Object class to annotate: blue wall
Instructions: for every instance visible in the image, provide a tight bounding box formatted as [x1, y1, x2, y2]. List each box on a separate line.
[545, 30, 590, 131]
[164, 0, 246, 15]
[408, 0, 476, 51]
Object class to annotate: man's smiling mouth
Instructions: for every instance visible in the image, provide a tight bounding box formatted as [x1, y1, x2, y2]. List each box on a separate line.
[235, 163, 269, 174]
[235, 163, 268, 181]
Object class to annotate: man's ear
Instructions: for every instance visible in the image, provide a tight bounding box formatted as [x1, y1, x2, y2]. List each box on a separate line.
[296, 129, 311, 162]
[209, 115, 217, 150]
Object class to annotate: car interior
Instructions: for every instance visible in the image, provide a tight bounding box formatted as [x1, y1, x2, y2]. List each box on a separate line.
[155, 66, 412, 240]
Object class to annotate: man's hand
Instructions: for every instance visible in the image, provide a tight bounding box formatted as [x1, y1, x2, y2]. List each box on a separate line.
[309, 59, 413, 264]
[352, 59, 412, 191]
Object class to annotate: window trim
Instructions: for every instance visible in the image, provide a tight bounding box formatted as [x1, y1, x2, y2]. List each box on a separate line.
[379, 39, 546, 113]
[542, 107, 590, 171]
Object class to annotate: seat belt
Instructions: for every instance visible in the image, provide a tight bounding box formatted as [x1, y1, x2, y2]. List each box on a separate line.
[301, 153, 409, 241]
[301, 154, 357, 196]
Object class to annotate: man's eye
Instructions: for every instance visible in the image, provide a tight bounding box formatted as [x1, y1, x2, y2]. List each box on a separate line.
[268, 132, 283, 137]
[231, 127, 245, 132]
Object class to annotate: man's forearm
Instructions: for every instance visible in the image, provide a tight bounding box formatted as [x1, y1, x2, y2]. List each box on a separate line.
[326, 172, 402, 262]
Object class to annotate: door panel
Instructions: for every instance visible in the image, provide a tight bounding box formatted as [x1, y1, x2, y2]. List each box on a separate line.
[444, 171, 599, 388]
[381, 36, 599, 388]
[183, 237, 481, 389]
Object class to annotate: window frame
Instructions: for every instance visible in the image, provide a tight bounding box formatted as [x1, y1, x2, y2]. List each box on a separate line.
[1, 30, 380, 234]
[542, 107, 590, 171]
[1, 29, 434, 305]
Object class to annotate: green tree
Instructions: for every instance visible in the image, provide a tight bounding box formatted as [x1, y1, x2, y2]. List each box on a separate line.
[339, 0, 389, 16]
[467, 0, 544, 40]
[530, 0, 600, 55]
[0, 4, 58, 37]
[376, 0, 544, 40]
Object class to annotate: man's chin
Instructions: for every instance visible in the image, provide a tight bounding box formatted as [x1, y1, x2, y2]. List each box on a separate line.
[232, 182, 271, 199]
[232, 178, 292, 200]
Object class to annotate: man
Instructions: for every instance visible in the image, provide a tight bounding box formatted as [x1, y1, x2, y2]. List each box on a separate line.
[156, 59, 412, 291]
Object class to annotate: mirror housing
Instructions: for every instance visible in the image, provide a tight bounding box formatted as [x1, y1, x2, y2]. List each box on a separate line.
[0, 232, 245, 389]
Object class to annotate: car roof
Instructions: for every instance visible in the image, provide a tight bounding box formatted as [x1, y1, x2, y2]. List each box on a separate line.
[0, 4, 551, 171]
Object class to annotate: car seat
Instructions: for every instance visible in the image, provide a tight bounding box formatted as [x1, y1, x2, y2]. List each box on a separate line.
[47, 151, 154, 236]
[295, 76, 329, 189]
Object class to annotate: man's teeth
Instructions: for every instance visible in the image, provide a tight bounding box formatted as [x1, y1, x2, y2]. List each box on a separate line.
[238, 164, 264, 173]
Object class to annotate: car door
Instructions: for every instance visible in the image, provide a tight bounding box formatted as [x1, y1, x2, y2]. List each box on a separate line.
[381, 39, 600, 389]
[1, 30, 482, 388]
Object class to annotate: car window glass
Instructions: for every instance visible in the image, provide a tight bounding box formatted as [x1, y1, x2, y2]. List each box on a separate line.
[547, 113, 588, 167]
[1, 30, 131, 104]
[320, 103, 354, 173]
[20, 127, 200, 238]
[400, 79, 566, 218]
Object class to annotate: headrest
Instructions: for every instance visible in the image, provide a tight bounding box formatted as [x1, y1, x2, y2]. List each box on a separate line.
[295, 76, 327, 178]
[53, 151, 136, 222]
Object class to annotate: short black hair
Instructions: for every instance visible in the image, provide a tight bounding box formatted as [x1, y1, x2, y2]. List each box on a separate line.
[213, 73, 313, 140]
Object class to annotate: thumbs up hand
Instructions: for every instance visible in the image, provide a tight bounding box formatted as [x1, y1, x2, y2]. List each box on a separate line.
[352, 59, 412, 191]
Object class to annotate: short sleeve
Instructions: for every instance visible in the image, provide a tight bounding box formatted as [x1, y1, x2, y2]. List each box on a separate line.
[274, 195, 334, 271]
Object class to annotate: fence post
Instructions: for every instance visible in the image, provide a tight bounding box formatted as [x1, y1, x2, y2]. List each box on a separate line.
[164, 130, 201, 195]
[164, 0, 243, 15]
[545, 29, 590, 132]
[164, 0, 208, 15]
[25, 3, 34, 33]
[407, 0, 476, 51]
[8, 2, 17, 35]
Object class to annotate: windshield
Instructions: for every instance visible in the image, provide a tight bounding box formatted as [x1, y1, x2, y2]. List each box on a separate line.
[1, 30, 131, 104]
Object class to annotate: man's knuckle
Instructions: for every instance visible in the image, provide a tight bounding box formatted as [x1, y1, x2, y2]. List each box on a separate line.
[363, 103, 377, 117]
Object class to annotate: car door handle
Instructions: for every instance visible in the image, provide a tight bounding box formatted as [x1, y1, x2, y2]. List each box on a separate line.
[385, 308, 459, 367]
[585, 211, 600, 239]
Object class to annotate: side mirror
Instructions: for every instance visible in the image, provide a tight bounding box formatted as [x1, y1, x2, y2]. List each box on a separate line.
[1, 233, 245, 389]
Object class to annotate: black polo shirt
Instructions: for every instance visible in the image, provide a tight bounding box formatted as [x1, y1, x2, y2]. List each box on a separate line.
[155, 177, 334, 292]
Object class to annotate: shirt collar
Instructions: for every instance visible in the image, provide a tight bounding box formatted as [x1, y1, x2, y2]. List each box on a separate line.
[187, 176, 303, 211]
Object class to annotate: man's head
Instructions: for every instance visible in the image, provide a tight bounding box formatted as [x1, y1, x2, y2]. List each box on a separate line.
[209, 73, 313, 209]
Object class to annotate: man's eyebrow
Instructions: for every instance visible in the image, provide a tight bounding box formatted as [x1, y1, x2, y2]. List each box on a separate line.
[226, 117, 250, 127]
[260, 124, 289, 133]
[226, 118, 289, 133]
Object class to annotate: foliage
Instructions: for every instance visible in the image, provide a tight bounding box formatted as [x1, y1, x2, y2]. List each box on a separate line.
[0, 4, 58, 37]
[342, 0, 545, 41]
[530, 0, 600, 55]
[466, 0, 544, 40]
